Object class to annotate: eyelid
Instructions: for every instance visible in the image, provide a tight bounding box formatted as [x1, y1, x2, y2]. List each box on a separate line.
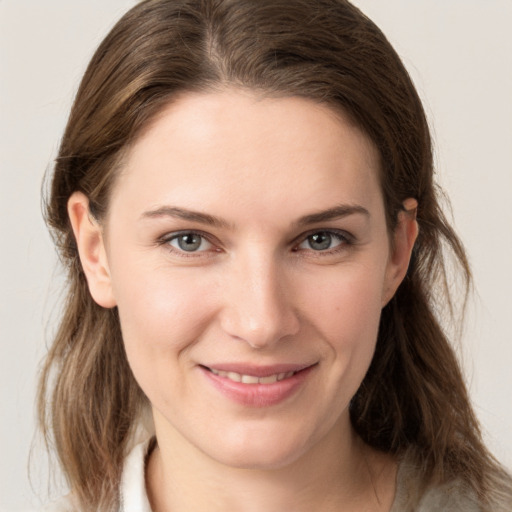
[295, 228, 354, 244]
[158, 230, 221, 256]
[292, 228, 355, 253]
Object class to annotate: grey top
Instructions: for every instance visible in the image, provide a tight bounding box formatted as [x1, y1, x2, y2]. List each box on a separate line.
[390, 450, 481, 512]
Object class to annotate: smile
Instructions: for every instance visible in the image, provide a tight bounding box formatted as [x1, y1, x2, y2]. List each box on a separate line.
[209, 368, 296, 384]
[201, 364, 316, 407]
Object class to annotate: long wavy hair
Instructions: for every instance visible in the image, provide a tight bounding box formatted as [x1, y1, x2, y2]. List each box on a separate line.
[39, 0, 512, 510]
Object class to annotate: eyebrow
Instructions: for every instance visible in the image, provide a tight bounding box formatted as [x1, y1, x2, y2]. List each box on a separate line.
[140, 206, 232, 229]
[141, 203, 369, 229]
[294, 204, 370, 226]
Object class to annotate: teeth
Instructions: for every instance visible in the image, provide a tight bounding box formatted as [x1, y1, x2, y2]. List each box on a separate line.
[241, 375, 259, 384]
[227, 371, 241, 382]
[209, 368, 296, 384]
[259, 375, 278, 384]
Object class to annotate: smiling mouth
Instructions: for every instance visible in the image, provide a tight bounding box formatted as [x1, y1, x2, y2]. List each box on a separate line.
[201, 364, 316, 407]
[208, 368, 296, 384]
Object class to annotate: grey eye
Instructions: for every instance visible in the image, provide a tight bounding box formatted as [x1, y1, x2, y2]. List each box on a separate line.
[298, 231, 344, 251]
[169, 233, 211, 252]
[308, 232, 333, 250]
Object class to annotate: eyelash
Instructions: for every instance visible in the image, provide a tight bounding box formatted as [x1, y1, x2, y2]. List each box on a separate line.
[293, 229, 354, 256]
[158, 230, 220, 259]
[158, 229, 354, 258]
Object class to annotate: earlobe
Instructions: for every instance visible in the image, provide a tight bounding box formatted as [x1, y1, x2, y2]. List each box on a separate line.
[67, 192, 117, 308]
[382, 198, 419, 306]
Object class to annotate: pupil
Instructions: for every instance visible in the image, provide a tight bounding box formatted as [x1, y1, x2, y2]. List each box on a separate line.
[309, 232, 331, 250]
[178, 234, 201, 251]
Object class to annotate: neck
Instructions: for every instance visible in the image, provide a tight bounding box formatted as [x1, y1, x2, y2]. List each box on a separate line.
[146, 412, 397, 512]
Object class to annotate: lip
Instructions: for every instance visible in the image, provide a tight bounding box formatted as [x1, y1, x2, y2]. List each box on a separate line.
[199, 363, 316, 407]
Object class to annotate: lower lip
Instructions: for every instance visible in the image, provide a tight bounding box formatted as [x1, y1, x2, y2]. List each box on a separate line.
[200, 366, 315, 407]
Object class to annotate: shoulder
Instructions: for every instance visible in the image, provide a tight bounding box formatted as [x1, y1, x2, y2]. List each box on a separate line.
[392, 451, 481, 512]
[416, 480, 481, 512]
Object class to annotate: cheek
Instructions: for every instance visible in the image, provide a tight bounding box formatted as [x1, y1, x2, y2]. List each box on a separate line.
[298, 263, 386, 386]
[112, 267, 219, 415]
[109, 254, 216, 368]
[302, 263, 385, 339]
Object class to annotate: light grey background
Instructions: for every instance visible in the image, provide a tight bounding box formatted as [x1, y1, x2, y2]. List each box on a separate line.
[1, 1, 511, 510]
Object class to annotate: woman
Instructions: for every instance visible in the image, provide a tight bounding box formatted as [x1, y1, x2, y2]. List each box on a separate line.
[39, 0, 512, 510]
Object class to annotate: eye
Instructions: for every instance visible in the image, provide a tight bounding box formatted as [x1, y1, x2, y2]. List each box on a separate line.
[297, 231, 348, 252]
[167, 232, 213, 253]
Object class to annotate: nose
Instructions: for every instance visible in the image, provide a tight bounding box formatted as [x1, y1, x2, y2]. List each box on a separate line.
[219, 252, 300, 349]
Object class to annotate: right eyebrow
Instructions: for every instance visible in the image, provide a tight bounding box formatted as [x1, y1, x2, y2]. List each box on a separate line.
[294, 204, 370, 227]
[140, 206, 232, 229]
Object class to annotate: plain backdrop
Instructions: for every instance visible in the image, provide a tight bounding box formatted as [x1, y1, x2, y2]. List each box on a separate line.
[1, 1, 511, 510]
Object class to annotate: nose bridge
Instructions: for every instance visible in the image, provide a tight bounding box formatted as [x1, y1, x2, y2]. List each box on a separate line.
[221, 249, 299, 348]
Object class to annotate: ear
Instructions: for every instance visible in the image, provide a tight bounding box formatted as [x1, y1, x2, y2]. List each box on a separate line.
[68, 192, 116, 308]
[381, 198, 419, 306]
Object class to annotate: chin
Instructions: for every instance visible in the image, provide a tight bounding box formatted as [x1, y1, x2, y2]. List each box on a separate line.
[200, 422, 322, 471]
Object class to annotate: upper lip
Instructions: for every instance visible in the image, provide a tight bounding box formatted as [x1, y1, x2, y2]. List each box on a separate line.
[201, 362, 316, 377]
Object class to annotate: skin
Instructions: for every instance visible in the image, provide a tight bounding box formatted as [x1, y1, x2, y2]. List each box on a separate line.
[69, 89, 418, 511]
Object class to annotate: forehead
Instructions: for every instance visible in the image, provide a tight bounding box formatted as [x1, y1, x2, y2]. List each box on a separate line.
[110, 90, 383, 223]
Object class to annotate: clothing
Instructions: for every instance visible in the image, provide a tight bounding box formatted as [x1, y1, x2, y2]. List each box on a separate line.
[44, 437, 481, 512]
[390, 451, 481, 512]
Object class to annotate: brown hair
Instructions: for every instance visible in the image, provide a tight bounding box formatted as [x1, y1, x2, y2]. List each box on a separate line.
[39, 0, 512, 510]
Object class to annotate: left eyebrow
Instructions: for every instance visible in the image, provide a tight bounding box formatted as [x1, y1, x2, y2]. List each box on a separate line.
[294, 204, 370, 227]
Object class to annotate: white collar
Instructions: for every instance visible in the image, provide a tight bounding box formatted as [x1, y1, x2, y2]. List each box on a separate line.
[120, 437, 153, 512]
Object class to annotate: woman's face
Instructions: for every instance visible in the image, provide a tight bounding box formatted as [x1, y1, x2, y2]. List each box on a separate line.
[73, 90, 415, 469]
